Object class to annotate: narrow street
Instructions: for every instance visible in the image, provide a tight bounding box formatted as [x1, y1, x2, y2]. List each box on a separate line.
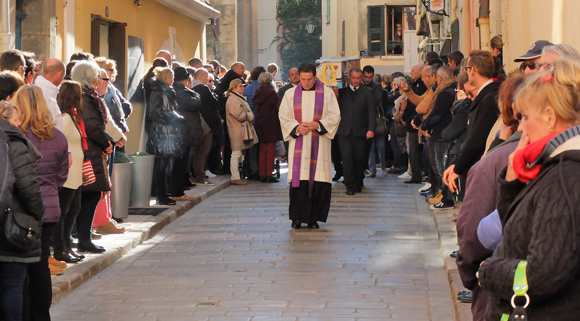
[52, 169, 455, 321]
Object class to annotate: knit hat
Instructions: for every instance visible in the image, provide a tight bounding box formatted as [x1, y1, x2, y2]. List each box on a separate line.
[514, 40, 554, 62]
[174, 67, 190, 81]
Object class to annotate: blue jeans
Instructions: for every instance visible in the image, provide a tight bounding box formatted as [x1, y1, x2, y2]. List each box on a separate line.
[369, 133, 386, 174]
[0, 262, 28, 321]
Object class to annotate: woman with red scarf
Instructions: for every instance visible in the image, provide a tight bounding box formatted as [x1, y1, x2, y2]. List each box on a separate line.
[477, 58, 580, 320]
[53, 81, 86, 262]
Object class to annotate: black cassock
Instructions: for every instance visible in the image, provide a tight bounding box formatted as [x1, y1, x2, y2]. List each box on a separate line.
[289, 180, 331, 224]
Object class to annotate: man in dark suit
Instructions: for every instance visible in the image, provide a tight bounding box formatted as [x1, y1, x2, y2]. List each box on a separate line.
[192, 68, 225, 176]
[336, 67, 376, 195]
[443, 50, 500, 192]
[277, 67, 300, 108]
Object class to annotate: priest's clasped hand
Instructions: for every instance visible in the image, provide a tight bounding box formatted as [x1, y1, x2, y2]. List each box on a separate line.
[297, 122, 319, 135]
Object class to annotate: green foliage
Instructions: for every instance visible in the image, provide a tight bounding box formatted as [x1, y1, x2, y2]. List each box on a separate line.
[274, 0, 322, 80]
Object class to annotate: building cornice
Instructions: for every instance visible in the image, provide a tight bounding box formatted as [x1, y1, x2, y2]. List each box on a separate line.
[156, 0, 220, 23]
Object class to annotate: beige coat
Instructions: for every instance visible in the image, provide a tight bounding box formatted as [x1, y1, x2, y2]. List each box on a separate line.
[226, 92, 258, 151]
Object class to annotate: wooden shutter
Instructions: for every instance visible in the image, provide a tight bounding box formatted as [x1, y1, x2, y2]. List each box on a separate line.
[109, 23, 127, 94]
[91, 16, 101, 57]
[367, 6, 385, 56]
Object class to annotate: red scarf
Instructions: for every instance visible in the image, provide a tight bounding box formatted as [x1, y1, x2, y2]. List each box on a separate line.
[512, 130, 563, 182]
[72, 109, 88, 150]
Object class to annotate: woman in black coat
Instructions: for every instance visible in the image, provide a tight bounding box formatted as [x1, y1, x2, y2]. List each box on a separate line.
[146, 67, 185, 205]
[252, 72, 282, 182]
[0, 101, 45, 321]
[71, 61, 113, 254]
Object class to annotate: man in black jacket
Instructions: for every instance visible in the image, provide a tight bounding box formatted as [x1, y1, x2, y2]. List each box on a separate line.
[277, 67, 300, 108]
[443, 50, 500, 192]
[171, 67, 201, 200]
[192, 68, 225, 177]
[336, 68, 376, 195]
[401, 64, 428, 183]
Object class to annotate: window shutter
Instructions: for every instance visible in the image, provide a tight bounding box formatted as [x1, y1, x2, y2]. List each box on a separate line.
[91, 16, 101, 57]
[367, 6, 385, 56]
[109, 23, 127, 94]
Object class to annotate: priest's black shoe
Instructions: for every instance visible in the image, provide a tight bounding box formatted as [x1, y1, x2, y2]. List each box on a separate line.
[53, 251, 81, 263]
[404, 180, 422, 184]
[346, 189, 355, 195]
[308, 222, 320, 229]
[332, 174, 342, 181]
[291, 220, 301, 229]
[267, 177, 279, 183]
[355, 186, 362, 193]
[77, 242, 106, 254]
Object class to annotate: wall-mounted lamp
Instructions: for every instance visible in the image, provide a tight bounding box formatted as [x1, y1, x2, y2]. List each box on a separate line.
[134, 0, 142, 7]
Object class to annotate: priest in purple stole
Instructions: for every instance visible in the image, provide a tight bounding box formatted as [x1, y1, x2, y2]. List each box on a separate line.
[279, 63, 341, 229]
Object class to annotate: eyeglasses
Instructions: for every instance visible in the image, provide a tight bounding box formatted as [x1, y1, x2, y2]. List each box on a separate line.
[101, 78, 110, 82]
[535, 62, 553, 71]
[33, 69, 39, 74]
[462, 66, 473, 72]
[208, 79, 214, 83]
[108, 68, 115, 72]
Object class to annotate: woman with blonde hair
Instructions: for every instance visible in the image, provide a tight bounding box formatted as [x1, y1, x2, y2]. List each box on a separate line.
[226, 78, 257, 185]
[12, 84, 69, 320]
[477, 58, 580, 320]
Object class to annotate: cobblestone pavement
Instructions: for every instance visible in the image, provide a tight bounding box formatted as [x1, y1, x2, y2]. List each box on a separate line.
[52, 169, 455, 321]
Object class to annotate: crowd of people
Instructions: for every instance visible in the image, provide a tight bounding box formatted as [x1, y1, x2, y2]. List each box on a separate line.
[1, 31, 580, 320]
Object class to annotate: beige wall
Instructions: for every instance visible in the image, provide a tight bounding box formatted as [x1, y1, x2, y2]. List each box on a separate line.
[502, 0, 580, 73]
[53, 0, 207, 154]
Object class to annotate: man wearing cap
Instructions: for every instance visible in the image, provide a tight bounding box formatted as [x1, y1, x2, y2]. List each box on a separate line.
[172, 66, 202, 200]
[514, 40, 554, 74]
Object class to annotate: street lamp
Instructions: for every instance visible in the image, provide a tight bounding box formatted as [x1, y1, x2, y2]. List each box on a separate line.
[305, 20, 315, 34]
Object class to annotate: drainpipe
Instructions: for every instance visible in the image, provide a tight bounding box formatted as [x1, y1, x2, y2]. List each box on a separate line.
[479, 0, 491, 50]
[0, 0, 11, 52]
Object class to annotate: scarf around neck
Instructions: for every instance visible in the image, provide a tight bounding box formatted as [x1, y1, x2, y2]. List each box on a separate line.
[87, 88, 108, 125]
[512, 130, 564, 182]
[292, 81, 325, 197]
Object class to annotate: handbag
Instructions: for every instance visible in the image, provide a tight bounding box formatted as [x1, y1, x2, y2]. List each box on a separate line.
[4, 209, 40, 251]
[375, 106, 389, 135]
[395, 122, 407, 138]
[82, 159, 96, 186]
[241, 110, 256, 145]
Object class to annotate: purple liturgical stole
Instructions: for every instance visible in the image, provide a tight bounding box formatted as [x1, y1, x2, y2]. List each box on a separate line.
[292, 81, 325, 197]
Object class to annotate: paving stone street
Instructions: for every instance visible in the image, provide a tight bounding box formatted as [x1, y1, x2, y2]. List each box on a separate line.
[51, 169, 456, 321]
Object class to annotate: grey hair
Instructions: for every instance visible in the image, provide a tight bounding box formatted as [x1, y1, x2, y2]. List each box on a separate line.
[71, 60, 101, 89]
[257, 72, 273, 86]
[394, 77, 405, 85]
[542, 44, 580, 62]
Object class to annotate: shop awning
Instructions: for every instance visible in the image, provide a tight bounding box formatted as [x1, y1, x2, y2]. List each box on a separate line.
[156, 0, 220, 23]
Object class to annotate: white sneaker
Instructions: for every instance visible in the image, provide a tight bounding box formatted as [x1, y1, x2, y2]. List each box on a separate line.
[398, 171, 411, 180]
[205, 170, 217, 178]
[418, 182, 432, 193]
